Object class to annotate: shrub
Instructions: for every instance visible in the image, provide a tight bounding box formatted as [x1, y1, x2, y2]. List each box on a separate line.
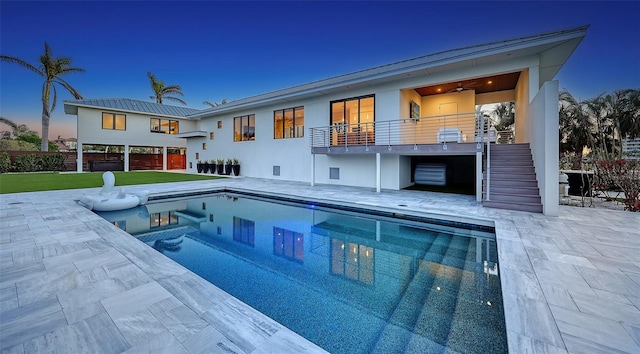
[41, 154, 65, 171]
[14, 154, 41, 172]
[594, 159, 640, 212]
[0, 152, 11, 173]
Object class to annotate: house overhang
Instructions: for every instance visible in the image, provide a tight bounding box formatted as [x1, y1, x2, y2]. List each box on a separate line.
[174, 131, 207, 138]
[188, 25, 588, 119]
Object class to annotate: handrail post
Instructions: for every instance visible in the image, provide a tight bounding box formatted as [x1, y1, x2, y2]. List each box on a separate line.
[485, 113, 491, 201]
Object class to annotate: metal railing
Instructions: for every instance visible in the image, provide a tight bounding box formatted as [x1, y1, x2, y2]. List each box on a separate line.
[309, 111, 489, 149]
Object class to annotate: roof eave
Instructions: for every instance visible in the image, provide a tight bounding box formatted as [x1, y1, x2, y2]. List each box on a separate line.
[187, 25, 588, 119]
[63, 101, 196, 120]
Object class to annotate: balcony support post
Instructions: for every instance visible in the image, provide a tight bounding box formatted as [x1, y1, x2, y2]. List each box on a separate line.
[375, 152, 381, 193]
[476, 151, 483, 202]
[310, 154, 315, 187]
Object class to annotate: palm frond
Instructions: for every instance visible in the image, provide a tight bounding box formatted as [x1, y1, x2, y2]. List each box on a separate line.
[164, 96, 187, 105]
[0, 55, 43, 76]
[54, 77, 83, 99]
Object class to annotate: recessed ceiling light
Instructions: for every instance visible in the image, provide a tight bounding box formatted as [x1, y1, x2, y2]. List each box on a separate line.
[437, 88, 442, 92]
[487, 80, 493, 84]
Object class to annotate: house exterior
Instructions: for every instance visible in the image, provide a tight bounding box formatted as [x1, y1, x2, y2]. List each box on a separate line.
[65, 26, 587, 216]
[182, 26, 587, 216]
[64, 98, 200, 172]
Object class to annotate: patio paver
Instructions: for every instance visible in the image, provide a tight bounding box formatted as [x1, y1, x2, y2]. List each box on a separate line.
[1, 177, 638, 353]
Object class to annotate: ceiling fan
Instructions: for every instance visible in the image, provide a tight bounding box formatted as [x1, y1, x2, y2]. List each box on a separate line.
[447, 82, 478, 93]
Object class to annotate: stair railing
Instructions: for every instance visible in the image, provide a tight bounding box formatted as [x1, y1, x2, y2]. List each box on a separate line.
[485, 115, 491, 201]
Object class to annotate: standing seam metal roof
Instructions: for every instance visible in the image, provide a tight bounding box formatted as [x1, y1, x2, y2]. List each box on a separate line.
[64, 98, 202, 118]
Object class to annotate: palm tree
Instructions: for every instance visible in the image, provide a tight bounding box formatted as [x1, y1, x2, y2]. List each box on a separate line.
[1, 42, 84, 151]
[203, 99, 227, 108]
[0, 117, 38, 140]
[147, 72, 186, 105]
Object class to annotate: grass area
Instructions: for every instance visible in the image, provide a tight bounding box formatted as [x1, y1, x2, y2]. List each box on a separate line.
[0, 171, 224, 194]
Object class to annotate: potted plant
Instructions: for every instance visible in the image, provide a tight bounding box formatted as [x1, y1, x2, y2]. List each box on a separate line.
[232, 158, 240, 176]
[196, 160, 204, 173]
[216, 159, 225, 174]
[203, 159, 211, 174]
[209, 159, 218, 174]
[225, 158, 233, 175]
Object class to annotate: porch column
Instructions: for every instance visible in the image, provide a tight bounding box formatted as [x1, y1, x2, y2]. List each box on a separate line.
[162, 146, 167, 171]
[476, 151, 483, 202]
[310, 154, 315, 186]
[124, 144, 130, 172]
[76, 143, 83, 173]
[376, 153, 381, 193]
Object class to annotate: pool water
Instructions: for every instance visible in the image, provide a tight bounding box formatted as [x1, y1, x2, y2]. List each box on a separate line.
[97, 192, 507, 354]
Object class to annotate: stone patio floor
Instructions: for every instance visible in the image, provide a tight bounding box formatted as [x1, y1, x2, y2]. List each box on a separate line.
[1, 177, 639, 353]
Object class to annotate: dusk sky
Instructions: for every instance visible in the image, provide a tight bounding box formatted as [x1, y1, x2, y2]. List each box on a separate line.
[1, 1, 639, 139]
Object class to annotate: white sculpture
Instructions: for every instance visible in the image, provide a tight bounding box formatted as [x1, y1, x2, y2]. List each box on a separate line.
[79, 171, 149, 211]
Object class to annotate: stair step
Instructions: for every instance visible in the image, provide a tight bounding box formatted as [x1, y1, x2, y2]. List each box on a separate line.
[483, 200, 543, 213]
[487, 160, 534, 166]
[484, 179, 539, 188]
[483, 192, 541, 204]
[490, 143, 530, 149]
[487, 186, 540, 195]
[488, 172, 536, 179]
[490, 166, 536, 174]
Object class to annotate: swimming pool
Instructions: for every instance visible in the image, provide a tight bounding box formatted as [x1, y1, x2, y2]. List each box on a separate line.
[96, 191, 507, 353]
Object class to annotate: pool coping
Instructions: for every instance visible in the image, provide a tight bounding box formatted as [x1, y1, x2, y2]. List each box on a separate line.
[1, 177, 639, 353]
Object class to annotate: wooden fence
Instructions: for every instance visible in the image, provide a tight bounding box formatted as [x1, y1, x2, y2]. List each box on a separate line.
[2, 151, 186, 171]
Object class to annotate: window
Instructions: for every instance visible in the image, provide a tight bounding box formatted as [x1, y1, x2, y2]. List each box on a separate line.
[150, 211, 178, 228]
[209, 132, 214, 140]
[274, 106, 304, 139]
[150, 118, 179, 134]
[273, 227, 304, 263]
[102, 113, 126, 130]
[217, 121, 222, 129]
[330, 96, 375, 145]
[202, 143, 207, 150]
[331, 239, 374, 285]
[233, 216, 255, 247]
[234, 114, 255, 142]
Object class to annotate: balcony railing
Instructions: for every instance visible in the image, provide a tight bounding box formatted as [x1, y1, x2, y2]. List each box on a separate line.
[310, 111, 489, 149]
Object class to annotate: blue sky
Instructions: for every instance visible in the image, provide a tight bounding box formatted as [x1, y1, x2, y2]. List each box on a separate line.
[1, 1, 639, 139]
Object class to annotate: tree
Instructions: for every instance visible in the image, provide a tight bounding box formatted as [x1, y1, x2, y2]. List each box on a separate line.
[203, 99, 227, 108]
[1, 42, 84, 151]
[491, 102, 515, 131]
[0, 117, 37, 140]
[147, 72, 186, 105]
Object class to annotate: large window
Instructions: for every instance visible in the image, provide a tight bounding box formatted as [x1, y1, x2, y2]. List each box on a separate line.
[330, 95, 374, 126]
[150, 118, 179, 134]
[330, 95, 375, 145]
[234, 114, 255, 142]
[274, 106, 304, 139]
[233, 216, 255, 247]
[102, 113, 126, 130]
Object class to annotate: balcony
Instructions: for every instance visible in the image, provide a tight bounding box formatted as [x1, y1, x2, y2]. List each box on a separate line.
[310, 112, 491, 155]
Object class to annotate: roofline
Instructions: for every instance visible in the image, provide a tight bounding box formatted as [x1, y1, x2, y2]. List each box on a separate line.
[188, 25, 588, 119]
[63, 99, 200, 119]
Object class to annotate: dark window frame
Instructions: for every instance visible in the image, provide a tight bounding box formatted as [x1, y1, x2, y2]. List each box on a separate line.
[150, 118, 179, 134]
[102, 112, 126, 131]
[234, 114, 255, 142]
[274, 106, 304, 139]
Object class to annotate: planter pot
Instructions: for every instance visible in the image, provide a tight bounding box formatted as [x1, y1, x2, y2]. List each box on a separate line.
[203, 163, 211, 174]
[225, 164, 232, 175]
[196, 163, 204, 173]
[209, 164, 217, 174]
[232, 164, 240, 176]
[217, 164, 224, 174]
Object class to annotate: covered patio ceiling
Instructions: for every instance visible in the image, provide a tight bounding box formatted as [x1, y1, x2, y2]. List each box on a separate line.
[415, 72, 521, 96]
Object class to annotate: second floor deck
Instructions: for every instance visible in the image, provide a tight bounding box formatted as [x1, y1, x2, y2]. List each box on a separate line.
[310, 112, 495, 155]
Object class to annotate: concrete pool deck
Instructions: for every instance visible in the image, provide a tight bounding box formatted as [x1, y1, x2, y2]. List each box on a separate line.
[1, 177, 639, 353]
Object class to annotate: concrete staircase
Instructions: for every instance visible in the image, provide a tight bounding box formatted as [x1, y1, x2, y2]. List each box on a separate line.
[483, 143, 543, 213]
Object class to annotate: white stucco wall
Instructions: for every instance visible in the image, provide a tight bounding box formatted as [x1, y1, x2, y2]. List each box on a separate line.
[528, 80, 559, 216]
[76, 107, 196, 148]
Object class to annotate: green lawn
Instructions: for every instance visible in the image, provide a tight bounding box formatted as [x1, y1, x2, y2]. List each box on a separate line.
[0, 171, 224, 194]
